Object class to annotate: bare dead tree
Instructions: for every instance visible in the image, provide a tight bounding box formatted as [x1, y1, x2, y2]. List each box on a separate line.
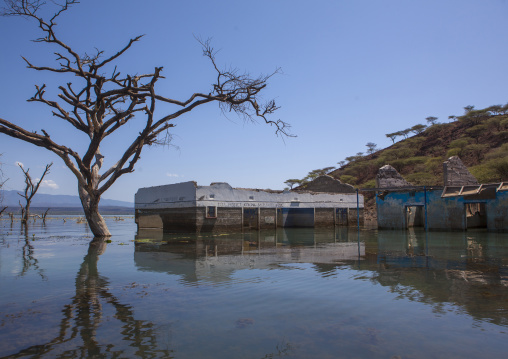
[0, 153, 6, 209]
[42, 208, 50, 224]
[0, 206, 7, 216]
[17, 162, 52, 223]
[0, 0, 291, 237]
[18, 201, 25, 221]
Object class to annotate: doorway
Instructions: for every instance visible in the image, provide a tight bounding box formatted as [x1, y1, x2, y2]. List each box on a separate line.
[243, 208, 258, 229]
[405, 205, 424, 228]
[281, 208, 314, 227]
[465, 203, 487, 229]
[336, 208, 348, 226]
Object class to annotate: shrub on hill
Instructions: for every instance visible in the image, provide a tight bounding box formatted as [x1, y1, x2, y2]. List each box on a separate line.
[287, 102, 508, 191]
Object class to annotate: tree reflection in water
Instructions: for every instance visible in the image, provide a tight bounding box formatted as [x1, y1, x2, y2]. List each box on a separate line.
[19, 224, 47, 281]
[10, 237, 173, 358]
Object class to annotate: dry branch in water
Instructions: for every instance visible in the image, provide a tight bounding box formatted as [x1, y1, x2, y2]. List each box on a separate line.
[17, 162, 52, 223]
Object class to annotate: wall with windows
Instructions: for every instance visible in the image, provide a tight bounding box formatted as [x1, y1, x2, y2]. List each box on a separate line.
[135, 181, 364, 233]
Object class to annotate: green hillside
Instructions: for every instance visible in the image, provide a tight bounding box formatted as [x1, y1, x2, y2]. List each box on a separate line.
[287, 104, 508, 191]
[286, 104, 508, 222]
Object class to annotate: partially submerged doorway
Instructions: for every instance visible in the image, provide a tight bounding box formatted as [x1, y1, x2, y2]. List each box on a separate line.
[336, 208, 348, 226]
[405, 205, 424, 228]
[282, 208, 314, 227]
[243, 208, 258, 229]
[465, 202, 487, 229]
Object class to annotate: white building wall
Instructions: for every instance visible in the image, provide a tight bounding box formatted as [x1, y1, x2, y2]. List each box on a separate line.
[135, 181, 198, 210]
[135, 181, 363, 210]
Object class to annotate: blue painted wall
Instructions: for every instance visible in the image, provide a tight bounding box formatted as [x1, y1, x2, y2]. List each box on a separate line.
[377, 189, 508, 231]
[486, 190, 508, 231]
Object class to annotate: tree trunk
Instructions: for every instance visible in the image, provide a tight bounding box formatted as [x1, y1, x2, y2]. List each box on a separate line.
[78, 184, 111, 237]
[24, 203, 31, 223]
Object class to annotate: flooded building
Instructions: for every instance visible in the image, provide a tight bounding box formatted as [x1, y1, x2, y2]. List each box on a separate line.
[135, 176, 364, 232]
[374, 156, 508, 231]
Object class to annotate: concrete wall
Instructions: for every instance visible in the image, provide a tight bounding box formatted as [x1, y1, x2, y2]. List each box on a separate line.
[443, 156, 478, 186]
[135, 181, 197, 210]
[196, 207, 243, 233]
[486, 190, 508, 231]
[347, 208, 364, 227]
[136, 207, 199, 232]
[377, 189, 508, 231]
[135, 181, 365, 232]
[136, 181, 363, 211]
[135, 212, 163, 229]
[160, 208, 199, 232]
[376, 190, 466, 230]
[426, 192, 466, 230]
[314, 208, 335, 227]
[376, 165, 413, 188]
[260, 208, 277, 230]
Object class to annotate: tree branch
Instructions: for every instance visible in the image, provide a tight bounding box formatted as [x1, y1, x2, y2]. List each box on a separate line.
[0, 117, 88, 186]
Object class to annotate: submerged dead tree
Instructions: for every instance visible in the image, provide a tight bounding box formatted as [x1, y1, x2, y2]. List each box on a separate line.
[0, 0, 290, 237]
[0, 154, 6, 214]
[18, 162, 52, 223]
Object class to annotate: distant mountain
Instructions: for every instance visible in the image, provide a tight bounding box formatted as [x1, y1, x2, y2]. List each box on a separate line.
[0, 190, 133, 208]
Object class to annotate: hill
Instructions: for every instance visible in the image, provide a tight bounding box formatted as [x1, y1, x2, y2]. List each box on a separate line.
[289, 104, 508, 221]
[329, 105, 508, 188]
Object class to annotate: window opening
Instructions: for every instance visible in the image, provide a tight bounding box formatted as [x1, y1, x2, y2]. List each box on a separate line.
[206, 206, 217, 218]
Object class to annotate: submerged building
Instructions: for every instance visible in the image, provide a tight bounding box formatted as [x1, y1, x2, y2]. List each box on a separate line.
[135, 176, 364, 233]
[375, 156, 508, 231]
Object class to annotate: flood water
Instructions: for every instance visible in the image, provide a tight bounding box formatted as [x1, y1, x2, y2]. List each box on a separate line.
[1, 217, 508, 358]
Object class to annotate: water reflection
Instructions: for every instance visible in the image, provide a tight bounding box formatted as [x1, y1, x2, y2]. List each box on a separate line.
[19, 227, 47, 280]
[371, 230, 508, 327]
[3, 221, 508, 358]
[9, 237, 173, 358]
[135, 228, 508, 327]
[135, 228, 365, 285]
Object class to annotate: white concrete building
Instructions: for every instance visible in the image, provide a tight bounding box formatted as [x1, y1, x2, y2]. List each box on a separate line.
[135, 180, 364, 232]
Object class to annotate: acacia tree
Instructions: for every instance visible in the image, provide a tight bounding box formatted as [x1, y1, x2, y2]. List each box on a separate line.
[385, 132, 398, 143]
[464, 105, 475, 114]
[425, 116, 438, 126]
[410, 124, 426, 134]
[284, 179, 301, 189]
[0, 0, 290, 237]
[365, 142, 377, 154]
[400, 128, 411, 139]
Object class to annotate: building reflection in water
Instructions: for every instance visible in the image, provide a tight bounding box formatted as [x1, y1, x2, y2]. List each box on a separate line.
[134, 227, 365, 285]
[135, 227, 508, 327]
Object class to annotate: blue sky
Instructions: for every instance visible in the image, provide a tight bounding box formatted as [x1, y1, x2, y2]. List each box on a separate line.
[1, 0, 508, 202]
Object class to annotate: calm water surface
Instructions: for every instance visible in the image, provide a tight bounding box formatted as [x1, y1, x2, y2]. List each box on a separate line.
[1, 217, 508, 358]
